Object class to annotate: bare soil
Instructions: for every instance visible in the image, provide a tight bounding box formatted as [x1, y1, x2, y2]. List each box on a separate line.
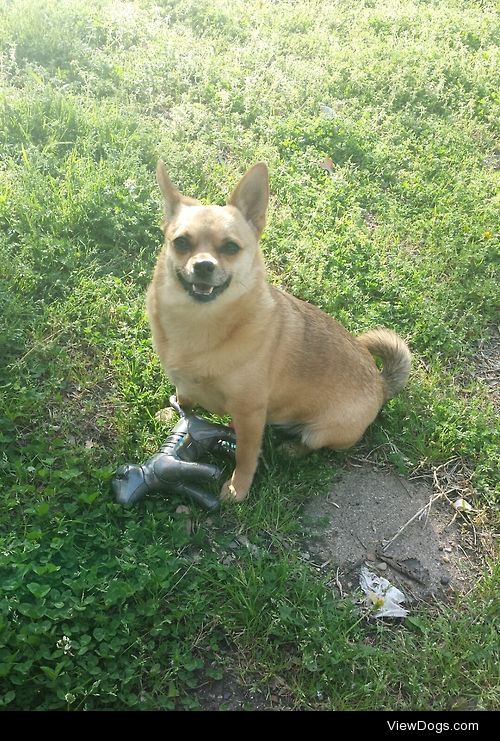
[301, 462, 484, 603]
[193, 670, 294, 711]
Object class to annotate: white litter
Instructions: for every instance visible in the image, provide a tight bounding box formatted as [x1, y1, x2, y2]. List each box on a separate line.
[359, 566, 409, 618]
[453, 497, 472, 513]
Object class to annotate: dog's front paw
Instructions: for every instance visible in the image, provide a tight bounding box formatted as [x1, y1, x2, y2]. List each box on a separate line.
[220, 472, 252, 502]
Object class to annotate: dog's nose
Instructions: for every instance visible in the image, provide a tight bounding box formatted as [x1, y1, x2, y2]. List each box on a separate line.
[193, 260, 215, 278]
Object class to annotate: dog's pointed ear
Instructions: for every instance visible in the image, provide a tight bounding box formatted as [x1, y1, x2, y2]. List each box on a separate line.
[227, 163, 269, 237]
[156, 160, 182, 221]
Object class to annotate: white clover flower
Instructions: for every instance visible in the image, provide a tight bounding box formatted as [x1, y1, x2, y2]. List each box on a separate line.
[56, 635, 73, 655]
[124, 178, 137, 195]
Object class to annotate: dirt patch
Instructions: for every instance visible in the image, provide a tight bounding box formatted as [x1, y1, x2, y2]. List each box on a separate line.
[189, 639, 296, 711]
[475, 325, 500, 410]
[193, 671, 294, 711]
[301, 463, 482, 603]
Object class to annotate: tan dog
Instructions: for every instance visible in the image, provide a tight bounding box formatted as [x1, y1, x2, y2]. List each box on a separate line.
[147, 161, 411, 501]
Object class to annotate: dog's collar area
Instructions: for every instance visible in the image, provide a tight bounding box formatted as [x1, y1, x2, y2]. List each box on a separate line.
[176, 270, 232, 303]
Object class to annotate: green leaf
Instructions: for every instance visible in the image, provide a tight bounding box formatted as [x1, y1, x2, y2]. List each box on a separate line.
[26, 530, 43, 542]
[57, 469, 83, 481]
[78, 491, 100, 504]
[407, 616, 428, 633]
[40, 662, 66, 681]
[40, 666, 57, 681]
[93, 627, 106, 642]
[35, 502, 50, 516]
[167, 682, 179, 698]
[27, 583, 51, 599]
[33, 562, 60, 575]
[206, 667, 224, 680]
[0, 690, 15, 706]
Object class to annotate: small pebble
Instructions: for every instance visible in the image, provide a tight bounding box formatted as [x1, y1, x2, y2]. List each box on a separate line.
[376, 561, 388, 571]
[175, 505, 190, 515]
[440, 576, 451, 586]
[155, 407, 177, 423]
[236, 535, 260, 556]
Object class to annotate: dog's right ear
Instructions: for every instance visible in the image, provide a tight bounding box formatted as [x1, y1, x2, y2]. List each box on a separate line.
[156, 160, 181, 222]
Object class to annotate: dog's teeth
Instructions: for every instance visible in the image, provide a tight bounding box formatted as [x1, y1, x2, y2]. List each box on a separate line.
[192, 284, 214, 295]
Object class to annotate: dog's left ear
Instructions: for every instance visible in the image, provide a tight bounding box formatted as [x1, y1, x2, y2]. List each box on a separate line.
[227, 163, 269, 237]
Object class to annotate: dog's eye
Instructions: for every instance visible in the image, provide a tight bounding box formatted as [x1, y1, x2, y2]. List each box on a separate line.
[172, 236, 191, 253]
[219, 241, 240, 256]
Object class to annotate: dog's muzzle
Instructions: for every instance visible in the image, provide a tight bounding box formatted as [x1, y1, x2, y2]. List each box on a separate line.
[176, 269, 232, 303]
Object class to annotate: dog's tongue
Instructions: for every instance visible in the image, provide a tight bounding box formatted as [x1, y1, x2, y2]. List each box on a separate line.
[192, 283, 214, 296]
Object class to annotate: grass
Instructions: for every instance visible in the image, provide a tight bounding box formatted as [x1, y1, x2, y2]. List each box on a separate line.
[0, 0, 499, 710]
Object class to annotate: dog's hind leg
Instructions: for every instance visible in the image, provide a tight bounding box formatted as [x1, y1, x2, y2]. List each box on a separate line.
[299, 401, 380, 452]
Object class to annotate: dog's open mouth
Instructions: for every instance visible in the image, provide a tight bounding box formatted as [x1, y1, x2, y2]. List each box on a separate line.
[176, 271, 232, 303]
[192, 283, 214, 297]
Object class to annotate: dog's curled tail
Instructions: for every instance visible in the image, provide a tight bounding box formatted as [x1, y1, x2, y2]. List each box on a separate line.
[358, 328, 411, 401]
